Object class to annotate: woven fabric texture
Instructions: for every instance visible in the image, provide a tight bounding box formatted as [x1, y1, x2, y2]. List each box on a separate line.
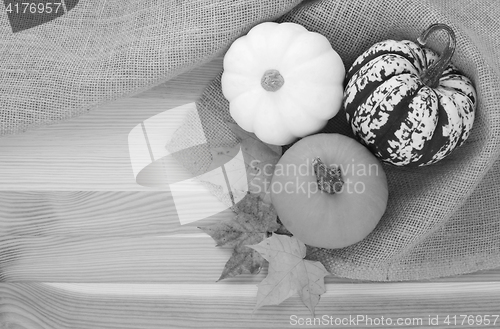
[0, 0, 302, 136]
[2, 0, 500, 281]
[169, 0, 500, 281]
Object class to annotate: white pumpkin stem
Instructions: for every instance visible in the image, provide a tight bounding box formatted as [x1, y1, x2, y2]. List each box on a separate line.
[417, 23, 456, 88]
[312, 157, 344, 194]
[261, 69, 284, 92]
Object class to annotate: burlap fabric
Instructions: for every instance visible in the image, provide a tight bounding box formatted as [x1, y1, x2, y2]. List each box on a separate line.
[2, 0, 500, 281]
[0, 0, 301, 135]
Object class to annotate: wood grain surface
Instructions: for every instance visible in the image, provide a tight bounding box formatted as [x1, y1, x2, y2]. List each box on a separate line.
[1, 55, 499, 329]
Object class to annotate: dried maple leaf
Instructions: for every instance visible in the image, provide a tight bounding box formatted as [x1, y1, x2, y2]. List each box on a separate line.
[199, 122, 285, 281]
[249, 233, 330, 316]
[199, 199, 280, 281]
[234, 192, 276, 219]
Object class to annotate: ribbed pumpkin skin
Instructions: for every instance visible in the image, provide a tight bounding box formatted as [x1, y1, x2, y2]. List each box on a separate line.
[343, 40, 476, 167]
[222, 22, 345, 146]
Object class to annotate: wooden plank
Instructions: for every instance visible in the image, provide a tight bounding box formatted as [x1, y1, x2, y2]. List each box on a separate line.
[1, 283, 500, 329]
[0, 235, 236, 283]
[0, 97, 176, 191]
[1, 189, 500, 283]
[0, 191, 237, 236]
[1, 233, 499, 283]
[0, 191, 175, 236]
[0, 57, 223, 191]
[133, 57, 223, 100]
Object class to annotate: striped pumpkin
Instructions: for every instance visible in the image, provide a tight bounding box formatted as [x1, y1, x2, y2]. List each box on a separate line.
[343, 24, 476, 167]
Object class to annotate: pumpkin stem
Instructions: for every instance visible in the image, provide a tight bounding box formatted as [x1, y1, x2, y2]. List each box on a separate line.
[417, 23, 456, 89]
[261, 69, 284, 92]
[312, 157, 344, 194]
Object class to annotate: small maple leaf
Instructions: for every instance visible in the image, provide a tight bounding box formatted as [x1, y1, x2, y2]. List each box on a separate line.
[199, 198, 280, 281]
[249, 234, 330, 316]
[234, 192, 276, 219]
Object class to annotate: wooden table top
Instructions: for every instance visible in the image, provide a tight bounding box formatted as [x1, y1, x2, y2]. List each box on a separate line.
[1, 56, 499, 329]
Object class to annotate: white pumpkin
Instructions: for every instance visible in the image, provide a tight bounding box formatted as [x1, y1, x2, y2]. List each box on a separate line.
[221, 22, 345, 145]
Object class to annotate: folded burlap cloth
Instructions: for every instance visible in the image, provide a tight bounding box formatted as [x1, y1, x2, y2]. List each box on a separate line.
[2, 0, 500, 281]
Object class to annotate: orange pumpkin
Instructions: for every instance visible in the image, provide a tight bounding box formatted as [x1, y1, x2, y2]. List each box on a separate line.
[270, 133, 388, 249]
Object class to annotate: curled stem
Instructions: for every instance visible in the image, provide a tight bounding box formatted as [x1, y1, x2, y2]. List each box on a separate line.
[417, 23, 456, 88]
